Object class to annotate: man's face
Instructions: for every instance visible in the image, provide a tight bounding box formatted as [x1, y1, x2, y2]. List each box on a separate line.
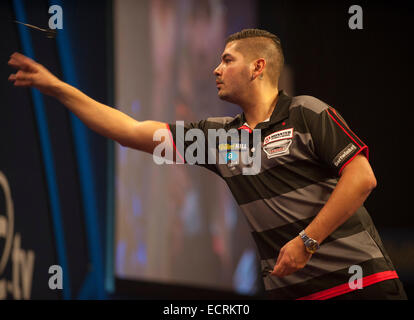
[213, 41, 251, 103]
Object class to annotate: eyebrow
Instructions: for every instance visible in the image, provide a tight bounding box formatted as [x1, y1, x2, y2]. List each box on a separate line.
[221, 53, 235, 60]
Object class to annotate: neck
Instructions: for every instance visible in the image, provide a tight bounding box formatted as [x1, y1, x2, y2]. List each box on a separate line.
[241, 87, 279, 129]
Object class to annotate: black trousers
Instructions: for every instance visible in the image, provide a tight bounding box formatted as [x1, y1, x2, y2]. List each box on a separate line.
[330, 278, 408, 300]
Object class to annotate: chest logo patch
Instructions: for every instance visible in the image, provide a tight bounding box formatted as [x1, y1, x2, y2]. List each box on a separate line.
[263, 128, 294, 159]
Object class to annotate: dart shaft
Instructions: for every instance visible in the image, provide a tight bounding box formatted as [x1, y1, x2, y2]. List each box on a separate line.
[14, 20, 47, 32]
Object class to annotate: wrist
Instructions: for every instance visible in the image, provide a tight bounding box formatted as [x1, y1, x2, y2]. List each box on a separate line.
[299, 230, 320, 254]
[52, 80, 66, 97]
[304, 226, 325, 245]
[53, 81, 78, 105]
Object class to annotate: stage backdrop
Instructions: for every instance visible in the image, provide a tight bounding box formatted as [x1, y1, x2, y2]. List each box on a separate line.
[113, 0, 264, 295]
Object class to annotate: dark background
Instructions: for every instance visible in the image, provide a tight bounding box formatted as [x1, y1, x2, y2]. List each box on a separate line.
[260, 0, 414, 228]
[0, 0, 412, 299]
[0, 0, 111, 299]
[259, 0, 414, 294]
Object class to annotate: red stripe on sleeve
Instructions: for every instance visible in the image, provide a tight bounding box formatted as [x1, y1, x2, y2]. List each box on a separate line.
[330, 107, 365, 147]
[338, 145, 369, 175]
[326, 109, 362, 149]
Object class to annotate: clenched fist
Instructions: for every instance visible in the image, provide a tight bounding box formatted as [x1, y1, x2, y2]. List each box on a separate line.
[8, 52, 62, 96]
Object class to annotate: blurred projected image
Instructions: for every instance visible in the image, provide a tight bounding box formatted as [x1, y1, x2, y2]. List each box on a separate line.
[114, 0, 260, 294]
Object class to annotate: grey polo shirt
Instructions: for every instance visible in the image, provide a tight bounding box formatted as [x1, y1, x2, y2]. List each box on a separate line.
[167, 90, 399, 299]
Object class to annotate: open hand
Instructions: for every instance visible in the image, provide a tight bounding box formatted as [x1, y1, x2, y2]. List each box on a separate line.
[8, 52, 61, 96]
[271, 236, 312, 277]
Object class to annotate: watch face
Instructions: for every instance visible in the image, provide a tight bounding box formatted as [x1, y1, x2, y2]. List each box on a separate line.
[305, 239, 318, 251]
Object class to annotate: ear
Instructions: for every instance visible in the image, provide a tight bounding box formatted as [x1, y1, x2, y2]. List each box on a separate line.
[251, 58, 266, 80]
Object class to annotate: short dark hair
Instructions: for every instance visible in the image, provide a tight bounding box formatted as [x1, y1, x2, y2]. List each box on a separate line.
[225, 29, 284, 86]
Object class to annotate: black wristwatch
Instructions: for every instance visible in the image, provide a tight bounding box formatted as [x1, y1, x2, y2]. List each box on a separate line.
[299, 230, 320, 254]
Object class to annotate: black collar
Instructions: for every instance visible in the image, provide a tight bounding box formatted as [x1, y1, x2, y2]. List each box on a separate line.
[268, 90, 292, 125]
[228, 90, 292, 130]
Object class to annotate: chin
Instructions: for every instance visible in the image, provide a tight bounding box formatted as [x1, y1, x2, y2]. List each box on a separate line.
[218, 91, 232, 102]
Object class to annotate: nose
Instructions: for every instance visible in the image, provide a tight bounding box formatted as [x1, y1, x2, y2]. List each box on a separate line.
[213, 63, 221, 76]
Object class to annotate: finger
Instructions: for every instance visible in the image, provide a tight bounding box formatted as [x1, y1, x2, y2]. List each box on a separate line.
[271, 261, 285, 276]
[8, 57, 22, 69]
[14, 79, 33, 87]
[272, 258, 297, 277]
[11, 71, 33, 86]
[272, 267, 285, 277]
[271, 250, 283, 274]
[11, 52, 34, 63]
[8, 57, 34, 72]
[12, 52, 38, 66]
[272, 265, 281, 276]
[9, 53, 38, 72]
[15, 70, 31, 81]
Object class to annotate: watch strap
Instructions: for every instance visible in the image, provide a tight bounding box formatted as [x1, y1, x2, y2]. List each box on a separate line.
[299, 230, 320, 253]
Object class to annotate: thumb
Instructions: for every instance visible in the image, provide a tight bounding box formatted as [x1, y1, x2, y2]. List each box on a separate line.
[274, 249, 283, 267]
[271, 250, 283, 275]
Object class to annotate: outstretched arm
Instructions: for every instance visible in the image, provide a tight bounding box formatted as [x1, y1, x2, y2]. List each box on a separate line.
[8, 52, 166, 154]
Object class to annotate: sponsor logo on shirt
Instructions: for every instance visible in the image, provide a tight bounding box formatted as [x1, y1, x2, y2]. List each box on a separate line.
[263, 128, 293, 146]
[333, 143, 357, 167]
[263, 140, 293, 159]
[218, 143, 248, 151]
[262, 128, 294, 159]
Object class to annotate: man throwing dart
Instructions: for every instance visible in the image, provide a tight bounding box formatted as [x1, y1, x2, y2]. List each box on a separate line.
[8, 29, 408, 300]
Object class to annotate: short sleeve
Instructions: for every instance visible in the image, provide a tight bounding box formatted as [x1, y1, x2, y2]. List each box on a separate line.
[306, 106, 369, 176]
[167, 120, 219, 175]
